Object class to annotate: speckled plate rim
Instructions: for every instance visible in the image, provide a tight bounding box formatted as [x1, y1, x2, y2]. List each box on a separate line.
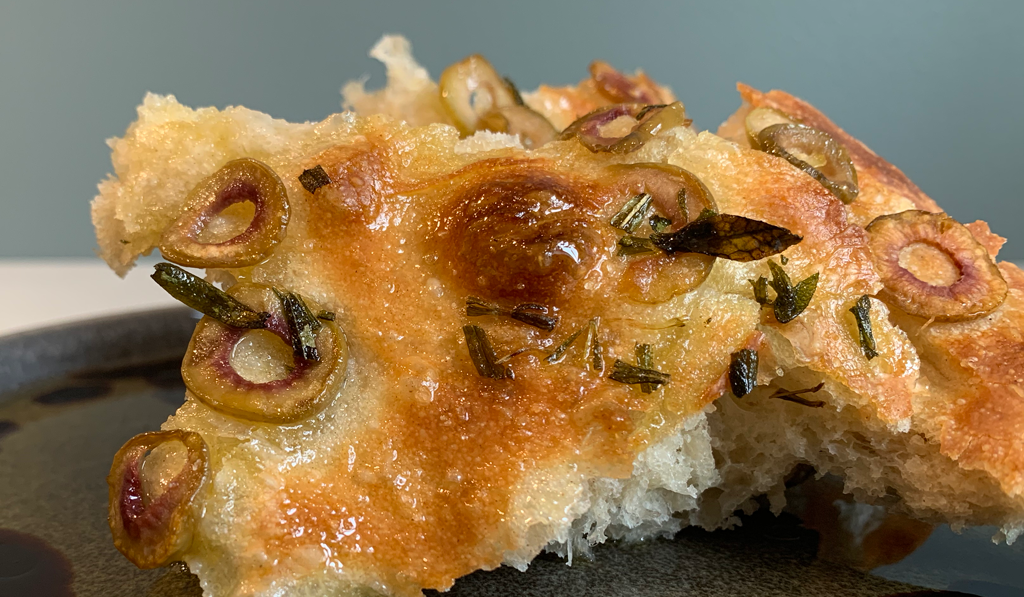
[1, 308, 1019, 597]
[0, 307, 198, 397]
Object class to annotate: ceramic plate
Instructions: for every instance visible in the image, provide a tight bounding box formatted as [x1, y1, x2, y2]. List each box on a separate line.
[0, 309, 1021, 597]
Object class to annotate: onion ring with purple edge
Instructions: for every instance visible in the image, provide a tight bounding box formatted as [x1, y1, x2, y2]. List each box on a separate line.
[588, 60, 665, 105]
[159, 158, 289, 268]
[758, 123, 859, 204]
[107, 430, 208, 569]
[182, 283, 349, 423]
[560, 102, 691, 154]
[866, 210, 1007, 321]
[605, 163, 717, 303]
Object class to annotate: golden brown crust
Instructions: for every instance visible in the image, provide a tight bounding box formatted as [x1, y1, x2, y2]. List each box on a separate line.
[920, 263, 1024, 386]
[736, 84, 942, 223]
[670, 136, 915, 424]
[243, 131, 779, 592]
[941, 383, 1024, 497]
[890, 233, 1024, 498]
[94, 64, 1024, 595]
[966, 220, 1007, 259]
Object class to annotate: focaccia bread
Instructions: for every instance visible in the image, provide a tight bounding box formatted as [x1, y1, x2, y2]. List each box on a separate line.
[93, 36, 1024, 597]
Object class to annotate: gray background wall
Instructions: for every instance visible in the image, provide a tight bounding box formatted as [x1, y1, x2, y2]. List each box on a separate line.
[1, 1, 1022, 260]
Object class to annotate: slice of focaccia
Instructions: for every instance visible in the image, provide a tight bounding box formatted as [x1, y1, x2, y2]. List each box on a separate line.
[93, 36, 1024, 597]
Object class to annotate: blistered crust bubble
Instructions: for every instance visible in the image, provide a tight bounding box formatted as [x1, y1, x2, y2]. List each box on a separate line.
[434, 159, 608, 304]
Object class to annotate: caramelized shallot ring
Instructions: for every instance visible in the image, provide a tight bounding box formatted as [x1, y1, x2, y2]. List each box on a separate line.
[182, 283, 348, 423]
[107, 430, 208, 569]
[588, 60, 666, 105]
[866, 210, 1007, 321]
[605, 163, 717, 303]
[560, 102, 690, 154]
[159, 158, 289, 268]
[439, 54, 520, 136]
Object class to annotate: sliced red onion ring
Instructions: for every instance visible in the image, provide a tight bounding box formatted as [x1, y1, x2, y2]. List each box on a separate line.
[560, 102, 690, 154]
[866, 210, 1007, 321]
[604, 163, 717, 302]
[159, 158, 289, 268]
[181, 283, 348, 423]
[589, 60, 666, 105]
[107, 430, 207, 569]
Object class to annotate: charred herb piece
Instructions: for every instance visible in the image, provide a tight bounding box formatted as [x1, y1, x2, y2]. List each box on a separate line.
[463, 325, 510, 379]
[588, 317, 604, 371]
[617, 235, 658, 256]
[546, 326, 585, 363]
[729, 348, 758, 397]
[298, 165, 331, 194]
[750, 276, 770, 305]
[274, 289, 323, 362]
[494, 346, 530, 365]
[511, 304, 558, 331]
[650, 214, 801, 261]
[610, 193, 653, 233]
[316, 310, 336, 321]
[635, 343, 656, 393]
[466, 296, 502, 317]
[465, 297, 558, 331]
[608, 360, 670, 387]
[649, 215, 672, 232]
[849, 295, 879, 360]
[780, 255, 789, 265]
[766, 260, 819, 324]
[152, 263, 269, 329]
[770, 382, 826, 408]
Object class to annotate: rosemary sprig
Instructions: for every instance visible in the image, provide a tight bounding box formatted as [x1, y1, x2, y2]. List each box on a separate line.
[466, 297, 558, 331]
[617, 235, 658, 256]
[635, 343, 655, 393]
[588, 317, 604, 372]
[610, 193, 653, 233]
[849, 295, 879, 360]
[770, 382, 825, 408]
[151, 263, 269, 329]
[545, 326, 585, 364]
[274, 289, 322, 362]
[463, 325, 510, 379]
[608, 360, 670, 387]
[649, 215, 672, 233]
[750, 260, 819, 323]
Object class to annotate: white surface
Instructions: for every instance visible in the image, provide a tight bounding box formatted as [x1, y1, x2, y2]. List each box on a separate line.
[0, 259, 179, 337]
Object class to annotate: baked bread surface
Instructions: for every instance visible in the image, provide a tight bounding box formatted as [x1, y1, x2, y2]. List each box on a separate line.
[93, 36, 1024, 597]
